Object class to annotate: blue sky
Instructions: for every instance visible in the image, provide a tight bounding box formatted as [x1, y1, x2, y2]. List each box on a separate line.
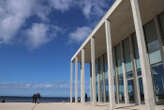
[0, 0, 114, 97]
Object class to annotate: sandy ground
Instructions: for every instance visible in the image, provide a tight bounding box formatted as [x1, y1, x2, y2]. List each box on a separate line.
[0, 103, 107, 110]
[0, 103, 35, 110]
[0, 103, 164, 110]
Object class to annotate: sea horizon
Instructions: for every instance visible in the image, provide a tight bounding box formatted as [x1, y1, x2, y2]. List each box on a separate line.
[0, 96, 70, 103]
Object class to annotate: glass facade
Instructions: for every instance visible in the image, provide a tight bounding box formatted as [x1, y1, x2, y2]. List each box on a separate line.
[99, 56, 105, 102]
[95, 55, 109, 102]
[144, 20, 162, 64]
[113, 50, 119, 104]
[123, 39, 133, 79]
[123, 38, 135, 103]
[96, 59, 99, 102]
[93, 12, 164, 105]
[115, 44, 125, 103]
[127, 80, 135, 103]
[94, 35, 145, 104]
[144, 20, 164, 104]
[104, 55, 109, 102]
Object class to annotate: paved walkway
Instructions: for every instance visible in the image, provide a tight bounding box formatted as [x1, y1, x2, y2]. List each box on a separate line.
[0, 103, 164, 110]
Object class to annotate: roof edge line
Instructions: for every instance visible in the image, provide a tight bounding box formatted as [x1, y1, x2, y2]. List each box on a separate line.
[71, 0, 122, 62]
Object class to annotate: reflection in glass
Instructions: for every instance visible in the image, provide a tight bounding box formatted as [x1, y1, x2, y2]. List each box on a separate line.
[132, 35, 141, 74]
[128, 80, 135, 103]
[151, 63, 164, 104]
[113, 51, 119, 104]
[95, 55, 110, 103]
[144, 20, 164, 104]
[138, 78, 144, 103]
[95, 59, 99, 101]
[144, 20, 161, 65]
[115, 44, 125, 103]
[123, 38, 133, 78]
[127, 71, 133, 79]
[123, 38, 135, 103]
[137, 69, 142, 76]
[100, 56, 105, 102]
[104, 54, 109, 102]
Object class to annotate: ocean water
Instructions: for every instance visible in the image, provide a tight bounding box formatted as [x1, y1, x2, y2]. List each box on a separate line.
[0, 96, 70, 103]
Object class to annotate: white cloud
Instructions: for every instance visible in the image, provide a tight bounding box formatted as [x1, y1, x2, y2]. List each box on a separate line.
[50, 0, 73, 12]
[0, 81, 69, 89]
[0, 0, 112, 47]
[0, 81, 90, 90]
[26, 23, 62, 49]
[33, 1, 51, 22]
[0, 0, 53, 45]
[49, 0, 110, 18]
[69, 26, 91, 43]
[68, 0, 111, 44]
[82, 1, 92, 18]
[0, 0, 33, 44]
[79, 0, 109, 18]
[26, 23, 50, 49]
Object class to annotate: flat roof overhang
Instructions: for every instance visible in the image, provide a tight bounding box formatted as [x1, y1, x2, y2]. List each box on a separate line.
[71, 0, 164, 63]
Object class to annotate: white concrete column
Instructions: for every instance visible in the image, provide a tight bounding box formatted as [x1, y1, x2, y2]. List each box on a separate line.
[70, 61, 73, 103]
[129, 36, 141, 105]
[120, 41, 129, 104]
[81, 49, 85, 103]
[91, 37, 96, 105]
[75, 57, 78, 103]
[130, 0, 155, 109]
[105, 19, 115, 109]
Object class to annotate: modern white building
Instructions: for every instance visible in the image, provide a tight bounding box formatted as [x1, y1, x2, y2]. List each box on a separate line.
[70, 0, 164, 110]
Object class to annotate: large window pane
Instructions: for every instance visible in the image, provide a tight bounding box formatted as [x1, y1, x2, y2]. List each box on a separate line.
[96, 55, 109, 102]
[151, 63, 164, 104]
[132, 35, 141, 70]
[123, 39, 133, 72]
[123, 38, 133, 78]
[144, 20, 162, 64]
[95, 59, 99, 101]
[100, 56, 104, 102]
[115, 44, 125, 103]
[138, 78, 144, 103]
[104, 54, 109, 102]
[113, 51, 118, 103]
[159, 13, 164, 41]
[132, 35, 143, 76]
[128, 80, 135, 103]
[144, 20, 164, 104]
